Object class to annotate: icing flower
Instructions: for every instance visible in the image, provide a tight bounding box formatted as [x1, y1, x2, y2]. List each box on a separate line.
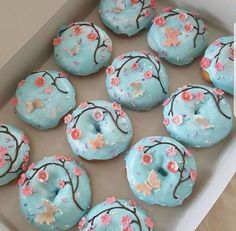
[178, 12, 188, 21]
[131, 62, 140, 70]
[87, 32, 98, 41]
[172, 114, 183, 125]
[58, 180, 65, 188]
[37, 170, 49, 183]
[111, 77, 120, 86]
[150, 0, 156, 9]
[34, 76, 45, 87]
[105, 196, 116, 204]
[117, 109, 126, 117]
[184, 23, 194, 32]
[22, 163, 28, 172]
[92, 110, 104, 121]
[144, 70, 153, 79]
[153, 16, 166, 26]
[22, 185, 33, 196]
[144, 10, 150, 17]
[18, 173, 26, 185]
[89, 133, 104, 150]
[100, 213, 112, 226]
[129, 199, 137, 207]
[79, 101, 88, 108]
[73, 167, 81, 176]
[18, 80, 25, 87]
[137, 145, 145, 152]
[121, 215, 132, 228]
[22, 134, 29, 144]
[145, 217, 154, 229]
[11, 97, 18, 107]
[64, 114, 73, 124]
[141, 153, 153, 165]
[0, 146, 7, 155]
[23, 153, 30, 163]
[71, 128, 82, 140]
[214, 88, 224, 96]
[44, 85, 53, 94]
[163, 118, 169, 126]
[181, 90, 193, 102]
[73, 25, 82, 35]
[166, 146, 177, 156]
[53, 37, 61, 46]
[106, 65, 114, 75]
[167, 160, 179, 173]
[200, 57, 211, 69]
[162, 98, 170, 106]
[28, 163, 35, 170]
[185, 149, 192, 157]
[123, 227, 133, 231]
[215, 62, 224, 71]
[195, 92, 205, 101]
[112, 102, 122, 111]
[163, 28, 181, 47]
[131, 0, 139, 4]
[190, 169, 197, 181]
[0, 156, 6, 168]
[163, 7, 172, 12]
[78, 217, 86, 230]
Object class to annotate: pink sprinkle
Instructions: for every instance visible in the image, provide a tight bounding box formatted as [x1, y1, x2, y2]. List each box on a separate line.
[178, 12, 188, 21]
[150, 0, 156, 9]
[144, 10, 150, 17]
[137, 145, 145, 152]
[22, 134, 29, 144]
[100, 213, 112, 226]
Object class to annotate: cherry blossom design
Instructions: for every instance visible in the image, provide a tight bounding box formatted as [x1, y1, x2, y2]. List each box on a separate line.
[34, 76, 46, 87]
[112, 102, 122, 111]
[190, 169, 197, 181]
[131, 0, 139, 4]
[167, 160, 179, 173]
[58, 180, 65, 188]
[79, 101, 88, 108]
[200, 57, 211, 69]
[141, 153, 153, 165]
[106, 65, 114, 75]
[184, 23, 194, 32]
[44, 85, 53, 94]
[0, 146, 7, 155]
[185, 149, 192, 157]
[22, 185, 33, 197]
[121, 215, 132, 228]
[53, 37, 61, 46]
[153, 16, 166, 26]
[18, 173, 26, 185]
[11, 97, 18, 107]
[105, 196, 116, 205]
[0, 157, 6, 168]
[87, 32, 98, 41]
[144, 70, 153, 79]
[37, 170, 49, 183]
[137, 145, 145, 152]
[162, 98, 170, 106]
[111, 77, 120, 86]
[64, 114, 73, 124]
[78, 217, 86, 230]
[18, 80, 25, 88]
[145, 217, 154, 229]
[215, 62, 224, 71]
[181, 90, 193, 102]
[100, 213, 112, 225]
[73, 167, 81, 176]
[163, 118, 169, 126]
[71, 128, 82, 140]
[214, 88, 224, 96]
[92, 110, 104, 121]
[195, 92, 205, 101]
[172, 114, 183, 125]
[166, 146, 177, 156]
[178, 12, 188, 21]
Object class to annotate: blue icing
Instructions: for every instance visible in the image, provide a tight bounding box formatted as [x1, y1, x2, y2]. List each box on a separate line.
[201, 36, 234, 95]
[106, 51, 169, 111]
[53, 22, 112, 76]
[19, 156, 91, 231]
[163, 84, 233, 148]
[125, 136, 197, 207]
[0, 124, 30, 186]
[66, 100, 133, 160]
[80, 199, 155, 230]
[15, 70, 76, 130]
[147, 8, 208, 65]
[99, 0, 156, 37]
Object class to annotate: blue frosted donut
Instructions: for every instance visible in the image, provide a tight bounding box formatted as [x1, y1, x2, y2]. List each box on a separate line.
[78, 197, 155, 230]
[14, 70, 76, 130]
[163, 84, 233, 148]
[18, 155, 91, 231]
[65, 100, 133, 160]
[201, 36, 234, 95]
[0, 124, 30, 186]
[147, 7, 208, 65]
[53, 22, 112, 76]
[125, 136, 197, 207]
[106, 51, 169, 111]
[99, 0, 156, 37]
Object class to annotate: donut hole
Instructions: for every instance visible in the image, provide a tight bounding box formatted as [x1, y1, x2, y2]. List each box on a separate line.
[94, 123, 102, 134]
[157, 167, 168, 177]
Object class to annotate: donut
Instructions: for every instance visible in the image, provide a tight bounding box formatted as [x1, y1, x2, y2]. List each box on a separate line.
[53, 22, 112, 76]
[99, 0, 156, 37]
[200, 36, 234, 95]
[78, 197, 155, 230]
[162, 84, 233, 148]
[105, 51, 169, 111]
[125, 136, 197, 207]
[65, 100, 133, 160]
[13, 70, 76, 130]
[18, 155, 91, 231]
[147, 7, 208, 65]
[0, 124, 30, 186]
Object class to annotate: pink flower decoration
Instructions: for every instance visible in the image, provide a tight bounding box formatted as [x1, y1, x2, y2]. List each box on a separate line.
[34, 76, 45, 87]
[184, 23, 194, 32]
[131, 62, 140, 70]
[172, 114, 183, 125]
[73, 26, 82, 35]
[163, 7, 172, 12]
[179, 12, 188, 21]
[105, 196, 116, 204]
[144, 10, 150, 17]
[181, 90, 193, 102]
[18, 173, 26, 185]
[44, 85, 53, 94]
[215, 62, 224, 71]
[79, 101, 88, 108]
[213, 40, 221, 46]
[141, 153, 153, 165]
[37, 170, 49, 183]
[100, 213, 112, 226]
[64, 114, 73, 124]
[129, 199, 137, 207]
[53, 37, 61, 46]
[145, 217, 154, 229]
[92, 110, 104, 121]
[106, 65, 114, 75]
[121, 215, 132, 228]
[78, 217, 86, 230]
[144, 70, 153, 79]
[131, 0, 139, 4]
[58, 180, 65, 188]
[137, 145, 145, 152]
[195, 92, 205, 101]
[18, 80, 25, 87]
[163, 118, 169, 126]
[214, 88, 224, 96]
[200, 57, 211, 69]
[22, 163, 28, 172]
[71, 128, 82, 140]
[28, 163, 35, 170]
[153, 16, 166, 26]
[22, 185, 33, 197]
[123, 227, 133, 231]
[162, 98, 170, 106]
[87, 32, 98, 41]
[185, 149, 192, 157]
[167, 160, 179, 173]
[22, 134, 29, 144]
[0, 156, 6, 168]
[166, 146, 177, 156]
[54, 154, 71, 161]
[190, 169, 197, 181]
[117, 109, 126, 117]
[111, 77, 120, 86]
[150, 0, 156, 9]
[112, 102, 122, 111]
[11, 97, 18, 107]
[0, 146, 7, 155]
[73, 167, 81, 176]
[23, 153, 30, 163]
